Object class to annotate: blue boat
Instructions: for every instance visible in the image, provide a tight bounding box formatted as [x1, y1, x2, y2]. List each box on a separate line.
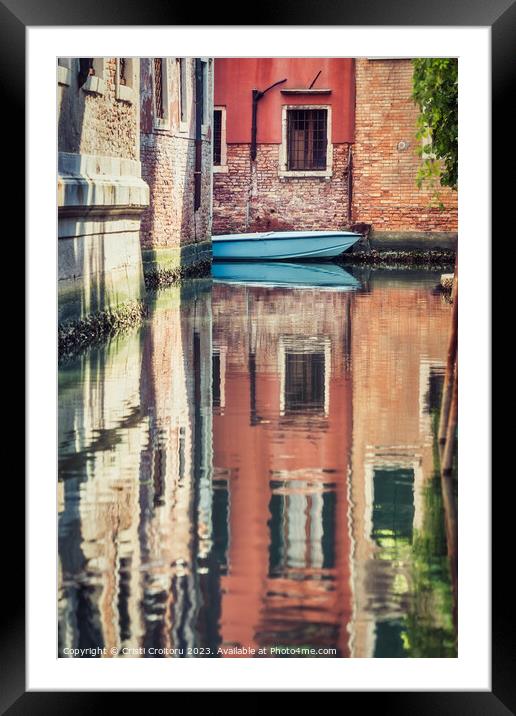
[212, 229, 360, 261]
[212, 262, 360, 290]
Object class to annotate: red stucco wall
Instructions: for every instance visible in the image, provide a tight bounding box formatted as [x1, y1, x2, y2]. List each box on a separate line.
[214, 58, 355, 144]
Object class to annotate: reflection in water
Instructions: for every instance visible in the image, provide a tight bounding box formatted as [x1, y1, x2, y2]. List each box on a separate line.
[58, 270, 456, 658]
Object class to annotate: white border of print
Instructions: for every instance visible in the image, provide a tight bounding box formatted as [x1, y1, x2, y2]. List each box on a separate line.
[27, 26, 490, 691]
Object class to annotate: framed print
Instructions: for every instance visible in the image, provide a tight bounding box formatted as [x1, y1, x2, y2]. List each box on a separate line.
[9, 0, 511, 708]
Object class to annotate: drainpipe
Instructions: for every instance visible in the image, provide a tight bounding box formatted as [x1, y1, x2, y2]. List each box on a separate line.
[194, 58, 203, 214]
[250, 78, 287, 161]
[347, 145, 353, 224]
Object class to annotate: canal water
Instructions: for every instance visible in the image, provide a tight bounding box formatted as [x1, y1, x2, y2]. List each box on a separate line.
[58, 267, 457, 658]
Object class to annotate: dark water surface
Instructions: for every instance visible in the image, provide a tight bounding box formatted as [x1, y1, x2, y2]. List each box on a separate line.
[58, 267, 457, 658]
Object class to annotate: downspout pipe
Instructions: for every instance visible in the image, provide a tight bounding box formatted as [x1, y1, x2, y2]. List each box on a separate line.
[250, 78, 287, 161]
[194, 58, 203, 213]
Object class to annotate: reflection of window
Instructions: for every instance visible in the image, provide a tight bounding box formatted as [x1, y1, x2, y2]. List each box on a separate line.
[285, 352, 325, 414]
[212, 353, 221, 408]
[212, 471, 231, 574]
[212, 347, 226, 415]
[425, 367, 445, 414]
[279, 337, 331, 418]
[372, 468, 414, 546]
[268, 484, 335, 576]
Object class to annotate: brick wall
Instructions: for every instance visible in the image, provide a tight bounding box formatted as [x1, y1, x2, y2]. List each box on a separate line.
[140, 58, 213, 250]
[213, 144, 352, 235]
[352, 59, 457, 233]
[140, 133, 212, 248]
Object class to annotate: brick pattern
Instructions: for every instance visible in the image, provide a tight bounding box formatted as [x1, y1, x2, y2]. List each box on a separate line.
[58, 58, 139, 160]
[139, 58, 213, 250]
[140, 134, 212, 248]
[213, 144, 352, 235]
[352, 59, 457, 232]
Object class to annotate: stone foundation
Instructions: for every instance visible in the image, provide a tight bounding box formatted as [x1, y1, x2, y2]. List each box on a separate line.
[58, 152, 149, 324]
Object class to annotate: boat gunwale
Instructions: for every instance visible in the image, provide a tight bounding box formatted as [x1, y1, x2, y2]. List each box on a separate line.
[212, 231, 361, 243]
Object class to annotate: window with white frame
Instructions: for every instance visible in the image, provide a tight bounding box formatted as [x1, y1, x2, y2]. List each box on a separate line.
[280, 105, 332, 177]
[213, 107, 227, 172]
[116, 58, 136, 104]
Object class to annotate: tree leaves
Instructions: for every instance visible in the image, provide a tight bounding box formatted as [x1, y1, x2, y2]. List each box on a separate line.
[412, 59, 458, 192]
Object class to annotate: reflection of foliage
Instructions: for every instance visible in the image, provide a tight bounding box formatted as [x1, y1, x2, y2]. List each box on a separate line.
[406, 476, 456, 657]
[404, 407, 457, 657]
[412, 59, 458, 205]
[372, 403, 457, 657]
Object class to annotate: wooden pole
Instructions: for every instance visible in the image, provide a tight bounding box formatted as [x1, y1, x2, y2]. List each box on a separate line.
[438, 261, 458, 454]
[440, 353, 458, 633]
[438, 265, 458, 635]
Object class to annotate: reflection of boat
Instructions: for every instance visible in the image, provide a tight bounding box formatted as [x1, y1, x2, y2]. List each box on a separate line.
[212, 261, 360, 290]
[212, 230, 360, 260]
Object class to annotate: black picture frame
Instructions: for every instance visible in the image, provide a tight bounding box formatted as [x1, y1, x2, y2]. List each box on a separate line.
[10, 0, 509, 709]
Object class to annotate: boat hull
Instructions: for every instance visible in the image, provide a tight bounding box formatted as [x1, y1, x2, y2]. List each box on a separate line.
[212, 230, 360, 261]
[212, 261, 360, 290]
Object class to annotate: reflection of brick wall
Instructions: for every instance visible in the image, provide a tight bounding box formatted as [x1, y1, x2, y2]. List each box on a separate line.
[213, 144, 351, 235]
[349, 279, 452, 655]
[352, 59, 457, 233]
[213, 284, 354, 655]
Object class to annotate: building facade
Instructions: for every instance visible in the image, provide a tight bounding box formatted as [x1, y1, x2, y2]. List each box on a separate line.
[212, 58, 457, 244]
[58, 58, 149, 325]
[140, 58, 214, 279]
[212, 58, 355, 235]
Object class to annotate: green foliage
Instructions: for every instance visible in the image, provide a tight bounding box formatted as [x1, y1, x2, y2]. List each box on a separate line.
[412, 58, 458, 192]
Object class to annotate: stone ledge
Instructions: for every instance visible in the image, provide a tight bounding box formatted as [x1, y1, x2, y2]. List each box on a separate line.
[142, 240, 212, 273]
[58, 152, 143, 178]
[369, 231, 458, 251]
[58, 152, 150, 224]
[142, 241, 212, 288]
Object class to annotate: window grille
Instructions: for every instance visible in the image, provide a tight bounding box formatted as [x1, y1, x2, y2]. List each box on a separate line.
[119, 58, 127, 86]
[287, 109, 328, 171]
[179, 58, 187, 123]
[154, 58, 164, 119]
